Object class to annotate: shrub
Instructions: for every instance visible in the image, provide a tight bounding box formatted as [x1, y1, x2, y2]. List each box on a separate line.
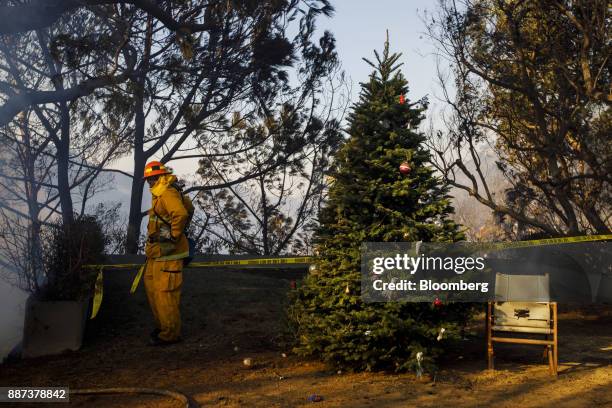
[39, 215, 106, 301]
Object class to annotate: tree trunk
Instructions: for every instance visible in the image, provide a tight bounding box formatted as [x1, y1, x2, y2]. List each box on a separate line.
[125, 167, 145, 254]
[583, 206, 611, 234]
[125, 78, 147, 254]
[19, 111, 43, 292]
[259, 174, 269, 255]
[56, 101, 73, 226]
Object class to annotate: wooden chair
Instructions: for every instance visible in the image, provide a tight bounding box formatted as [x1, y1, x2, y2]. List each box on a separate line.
[486, 301, 558, 375]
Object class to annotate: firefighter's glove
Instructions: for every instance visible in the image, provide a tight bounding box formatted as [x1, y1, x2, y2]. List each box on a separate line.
[159, 225, 174, 242]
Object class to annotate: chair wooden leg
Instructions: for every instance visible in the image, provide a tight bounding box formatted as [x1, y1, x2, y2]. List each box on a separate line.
[487, 302, 494, 370]
[553, 303, 558, 376]
[547, 346, 554, 375]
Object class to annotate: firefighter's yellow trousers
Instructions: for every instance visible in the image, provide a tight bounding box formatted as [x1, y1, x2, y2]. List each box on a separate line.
[144, 258, 183, 341]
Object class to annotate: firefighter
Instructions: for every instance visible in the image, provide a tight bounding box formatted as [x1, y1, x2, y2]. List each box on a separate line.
[143, 161, 194, 346]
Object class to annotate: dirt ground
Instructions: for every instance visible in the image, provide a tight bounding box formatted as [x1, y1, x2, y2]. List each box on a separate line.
[1, 267, 611, 408]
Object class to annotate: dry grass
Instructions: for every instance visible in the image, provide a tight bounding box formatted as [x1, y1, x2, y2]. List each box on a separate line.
[1, 268, 610, 407]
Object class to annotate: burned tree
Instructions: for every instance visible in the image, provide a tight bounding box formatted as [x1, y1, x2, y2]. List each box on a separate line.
[194, 93, 346, 255]
[114, 1, 338, 253]
[427, 0, 611, 236]
[188, 31, 346, 255]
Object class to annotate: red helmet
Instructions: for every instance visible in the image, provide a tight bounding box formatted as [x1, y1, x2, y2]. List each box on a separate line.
[143, 161, 171, 179]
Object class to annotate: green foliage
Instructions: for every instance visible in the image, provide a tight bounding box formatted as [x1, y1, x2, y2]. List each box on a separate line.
[39, 215, 107, 301]
[289, 37, 472, 372]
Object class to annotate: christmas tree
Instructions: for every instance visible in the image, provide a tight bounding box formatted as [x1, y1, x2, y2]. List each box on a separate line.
[288, 37, 472, 372]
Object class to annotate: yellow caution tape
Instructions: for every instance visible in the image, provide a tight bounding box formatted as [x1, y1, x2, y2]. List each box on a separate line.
[189, 257, 314, 267]
[85, 263, 147, 269]
[84, 257, 314, 271]
[130, 265, 146, 294]
[83, 235, 611, 318]
[90, 267, 104, 319]
[479, 234, 612, 250]
[84, 236, 612, 273]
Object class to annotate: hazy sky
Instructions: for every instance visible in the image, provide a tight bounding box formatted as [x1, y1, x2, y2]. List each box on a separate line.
[319, 0, 444, 107]
[117, 0, 447, 170]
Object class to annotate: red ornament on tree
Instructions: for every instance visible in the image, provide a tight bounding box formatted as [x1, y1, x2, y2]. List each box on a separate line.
[399, 162, 411, 175]
[433, 297, 443, 307]
[399, 94, 406, 104]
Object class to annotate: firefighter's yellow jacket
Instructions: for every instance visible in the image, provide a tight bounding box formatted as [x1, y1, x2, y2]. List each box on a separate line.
[145, 174, 195, 261]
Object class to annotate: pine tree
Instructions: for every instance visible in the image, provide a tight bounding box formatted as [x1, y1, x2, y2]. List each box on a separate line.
[288, 37, 472, 372]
